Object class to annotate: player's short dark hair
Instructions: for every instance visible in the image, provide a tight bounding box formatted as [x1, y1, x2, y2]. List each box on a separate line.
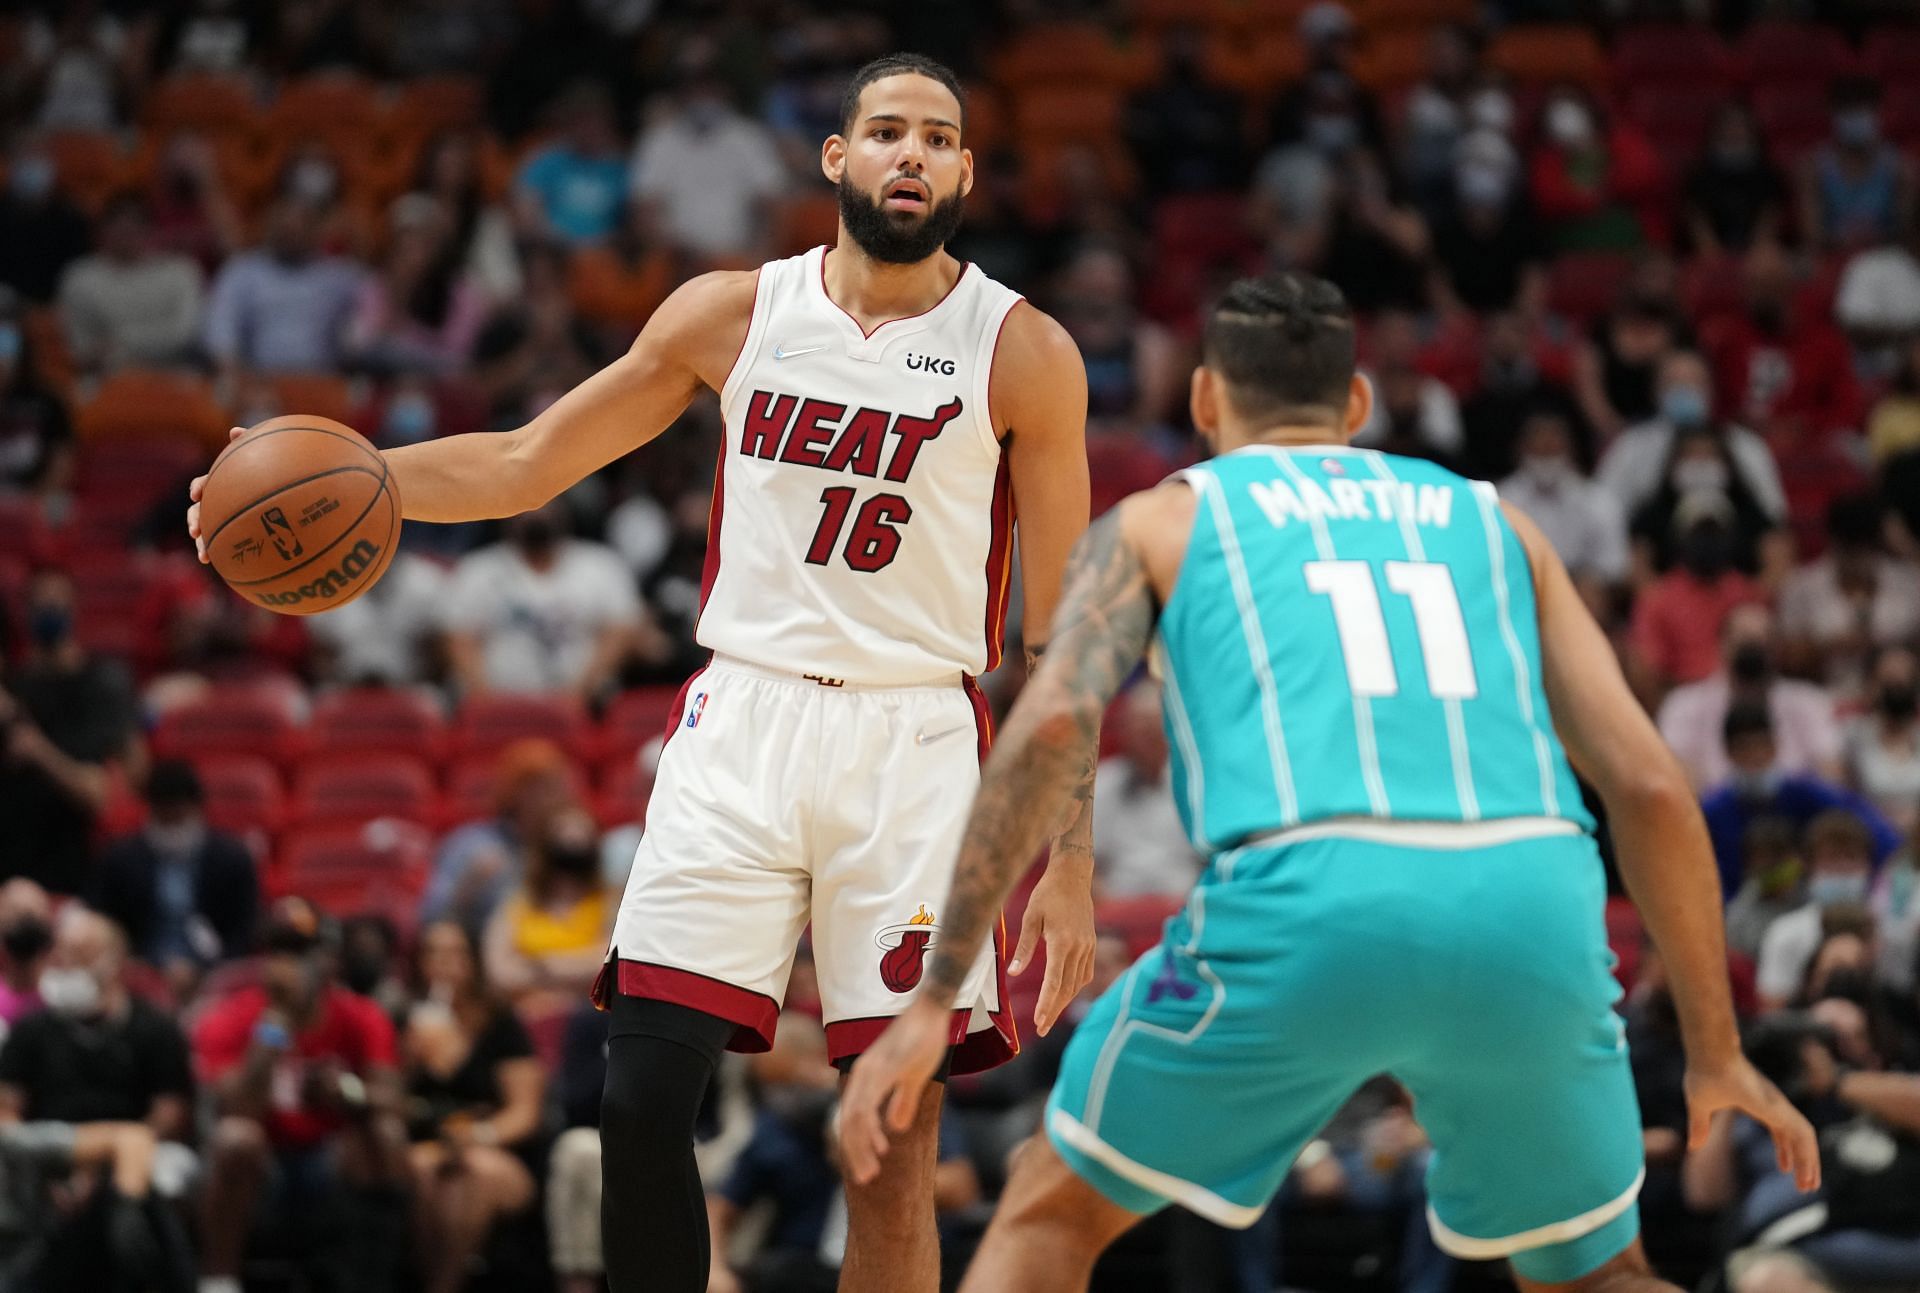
[839, 53, 967, 138]
[1201, 273, 1356, 424]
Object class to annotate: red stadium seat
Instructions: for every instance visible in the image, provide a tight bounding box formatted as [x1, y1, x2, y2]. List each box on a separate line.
[1863, 27, 1920, 82]
[1611, 25, 1736, 88]
[1751, 81, 1833, 157]
[309, 687, 447, 759]
[444, 753, 588, 826]
[1094, 895, 1184, 959]
[153, 688, 304, 763]
[595, 686, 685, 761]
[1624, 82, 1726, 161]
[1152, 192, 1259, 268]
[75, 437, 206, 499]
[596, 755, 654, 828]
[193, 754, 286, 837]
[1885, 85, 1920, 150]
[277, 821, 432, 924]
[1682, 255, 1746, 327]
[1736, 21, 1856, 87]
[1548, 251, 1637, 327]
[291, 753, 439, 827]
[451, 695, 590, 758]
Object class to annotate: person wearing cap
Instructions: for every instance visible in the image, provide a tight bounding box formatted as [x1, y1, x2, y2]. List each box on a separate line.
[190, 897, 407, 1293]
[91, 759, 259, 997]
[1626, 491, 1769, 702]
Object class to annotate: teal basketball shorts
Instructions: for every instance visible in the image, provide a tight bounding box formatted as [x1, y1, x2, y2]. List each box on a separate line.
[1046, 824, 1646, 1283]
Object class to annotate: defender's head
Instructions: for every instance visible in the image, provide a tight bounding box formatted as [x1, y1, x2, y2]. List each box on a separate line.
[1192, 273, 1369, 451]
[824, 54, 971, 265]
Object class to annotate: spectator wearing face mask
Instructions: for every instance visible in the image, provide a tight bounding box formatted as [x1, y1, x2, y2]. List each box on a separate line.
[1428, 129, 1546, 316]
[0, 908, 197, 1292]
[0, 137, 92, 304]
[1756, 813, 1899, 1008]
[1597, 348, 1787, 529]
[90, 760, 259, 997]
[1779, 498, 1920, 697]
[1847, 646, 1920, 839]
[0, 569, 142, 895]
[442, 500, 643, 699]
[1660, 603, 1846, 794]
[1571, 269, 1693, 440]
[0, 881, 53, 1026]
[1725, 818, 1808, 960]
[1702, 713, 1898, 901]
[1456, 310, 1584, 479]
[1625, 496, 1768, 701]
[1401, 25, 1510, 213]
[1703, 241, 1863, 441]
[1528, 85, 1667, 252]
[480, 804, 611, 1018]
[1836, 215, 1920, 364]
[1684, 104, 1789, 257]
[1268, 4, 1385, 162]
[1498, 408, 1628, 609]
[1798, 77, 1913, 254]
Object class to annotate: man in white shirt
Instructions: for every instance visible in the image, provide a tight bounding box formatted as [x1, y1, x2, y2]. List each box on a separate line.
[56, 196, 204, 375]
[1089, 682, 1202, 899]
[1658, 603, 1845, 791]
[1596, 349, 1786, 523]
[443, 502, 643, 697]
[629, 66, 787, 263]
[1755, 809, 1878, 1007]
[1498, 408, 1629, 608]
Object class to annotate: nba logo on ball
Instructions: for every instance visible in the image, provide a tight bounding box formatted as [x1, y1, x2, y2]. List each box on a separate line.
[685, 693, 707, 730]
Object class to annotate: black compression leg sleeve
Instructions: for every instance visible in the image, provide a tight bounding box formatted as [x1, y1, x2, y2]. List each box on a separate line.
[601, 995, 738, 1293]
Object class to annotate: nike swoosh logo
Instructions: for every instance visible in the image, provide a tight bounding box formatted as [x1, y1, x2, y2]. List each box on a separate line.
[772, 343, 828, 361]
[915, 724, 971, 746]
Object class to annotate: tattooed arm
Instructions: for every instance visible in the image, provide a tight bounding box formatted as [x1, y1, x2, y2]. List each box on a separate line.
[925, 503, 1160, 1007]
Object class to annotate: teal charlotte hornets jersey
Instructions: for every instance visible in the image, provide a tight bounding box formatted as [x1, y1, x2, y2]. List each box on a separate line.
[1154, 444, 1593, 852]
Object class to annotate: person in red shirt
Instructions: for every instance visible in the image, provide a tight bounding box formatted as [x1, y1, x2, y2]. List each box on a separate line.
[1704, 242, 1863, 439]
[1628, 492, 1769, 703]
[1529, 84, 1668, 251]
[192, 898, 408, 1293]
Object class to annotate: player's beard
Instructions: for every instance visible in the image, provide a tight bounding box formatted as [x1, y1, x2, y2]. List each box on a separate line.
[838, 172, 965, 265]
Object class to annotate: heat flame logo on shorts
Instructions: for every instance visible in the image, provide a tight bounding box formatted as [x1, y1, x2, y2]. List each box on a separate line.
[875, 904, 938, 994]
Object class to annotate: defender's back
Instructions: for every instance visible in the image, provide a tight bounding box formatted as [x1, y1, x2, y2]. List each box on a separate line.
[1155, 443, 1593, 853]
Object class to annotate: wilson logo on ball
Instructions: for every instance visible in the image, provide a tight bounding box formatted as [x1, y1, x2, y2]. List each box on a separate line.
[875, 904, 938, 994]
[253, 538, 382, 608]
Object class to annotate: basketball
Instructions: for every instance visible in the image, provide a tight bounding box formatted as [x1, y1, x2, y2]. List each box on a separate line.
[200, 416, 401, 616]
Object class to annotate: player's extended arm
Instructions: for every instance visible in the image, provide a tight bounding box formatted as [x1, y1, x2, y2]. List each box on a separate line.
[1508, 502, 1819, 1190]
[188, 272, 754, 554]
[994, 303, 1097, 1029]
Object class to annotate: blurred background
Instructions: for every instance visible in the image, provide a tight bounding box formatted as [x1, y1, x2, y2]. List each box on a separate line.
[0, 0, 1919, 1291]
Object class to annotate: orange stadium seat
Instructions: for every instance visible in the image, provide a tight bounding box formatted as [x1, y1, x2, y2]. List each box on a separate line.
[994, 23, 1156, 91]
[267, 73, 382, 147]
[193, 754, 286, 837]
[142, 72, 260, 137]
[1354, 29, 1433, 92]
[1351, 0, 1476, 33]
[75, 370, 231, 447]
[770, 193, 841, 258]
[291, 753, 439, 827]
[1487, 25, 1608, 87]
[1011, 87, 1124, 146]
[269, 373, 360, 428]
[1200, 32, 1306, 98]
[22, 306, 73, 403]
[452, 695, 590, 757]
[46, 130, 138, 214]
[1610, 25, 1736, 88]
[309, 687, 447, 759]
[153, 689, 303, 763]
[384, 75, 485, 144]
[75, 436, 206, 498]
[1736, 22, 1857, 88]
[596, 686, 684, 761]
[959, 84, 1003, 153]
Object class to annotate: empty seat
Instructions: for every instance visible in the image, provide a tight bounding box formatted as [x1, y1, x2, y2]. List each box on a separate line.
[267, 73, 381, 146]
[1011, 87, 1124, 144]
[452, 695, 590, 757]
[770, 193, 839, 258]
[142, 73, 259, 137]
[276, 821, 432, 921]
[596, 686, 685, 761]
[1487, 25, 1607, 87]
[1548, 251, 1638, 327]
[309, 687, 447, 758]
[1863, 26, 1920, 82]
[994, 24, 1154, 91]
[1752, 81, 1834, 156]
[1737, 22, 1856, 87]
[194, 754, 286, 836]
[291, 753, 439, 827]
[596, 755, 654, 828]
[1095, 894, 1186, 959]
[153, 684, 305, 763]
[75, 370, 231, 447]
[268, 373, 360, 428]
[1610, 25, 1734, 88]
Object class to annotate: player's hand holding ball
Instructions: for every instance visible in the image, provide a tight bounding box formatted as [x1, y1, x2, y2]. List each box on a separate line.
[186, 417, 401, 615]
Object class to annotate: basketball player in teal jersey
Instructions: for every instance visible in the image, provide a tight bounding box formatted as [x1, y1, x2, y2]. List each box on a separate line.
[841, 272, 1820, 1291]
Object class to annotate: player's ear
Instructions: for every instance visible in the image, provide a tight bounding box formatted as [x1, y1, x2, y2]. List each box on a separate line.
[822, 134, 847, 185]
[1190, 366, 1220, 443]
[959, 147, 974, 199]
[1342, 373, 1374, 440]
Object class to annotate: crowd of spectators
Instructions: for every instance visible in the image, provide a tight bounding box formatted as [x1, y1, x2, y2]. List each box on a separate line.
[1, 0, 1920, 1291]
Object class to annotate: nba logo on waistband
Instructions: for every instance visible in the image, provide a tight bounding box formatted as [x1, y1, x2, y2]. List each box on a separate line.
[685, 693, 707, 729]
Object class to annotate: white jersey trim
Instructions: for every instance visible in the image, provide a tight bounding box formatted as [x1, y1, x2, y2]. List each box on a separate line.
[969, 293, 1023, 456]
[1426, 1167, 1644, 1260]
[1243, 816, 1579, 851]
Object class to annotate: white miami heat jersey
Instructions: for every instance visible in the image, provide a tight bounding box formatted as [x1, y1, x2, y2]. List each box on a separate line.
[700, 246, 1025, 685]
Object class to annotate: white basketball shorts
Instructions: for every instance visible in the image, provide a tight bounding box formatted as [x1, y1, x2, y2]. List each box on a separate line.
[594, 654, 1017, 1075]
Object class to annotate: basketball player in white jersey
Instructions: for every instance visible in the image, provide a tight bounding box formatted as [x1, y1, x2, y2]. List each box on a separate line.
[189, 53, 1096, 1293]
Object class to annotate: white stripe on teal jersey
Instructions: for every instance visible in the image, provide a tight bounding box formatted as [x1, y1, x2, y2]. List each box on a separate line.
[1152, 447, 1593, 848]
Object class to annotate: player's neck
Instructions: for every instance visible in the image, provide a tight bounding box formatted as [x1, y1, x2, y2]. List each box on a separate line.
[822, 243, 962, 331]
[1226, 425, 1352, 452]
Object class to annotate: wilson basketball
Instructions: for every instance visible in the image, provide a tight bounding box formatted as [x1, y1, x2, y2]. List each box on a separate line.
[201, 416, 400, 616]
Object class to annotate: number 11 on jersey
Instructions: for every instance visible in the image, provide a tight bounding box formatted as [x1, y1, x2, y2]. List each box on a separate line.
[1305, 559, 1479, 700]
